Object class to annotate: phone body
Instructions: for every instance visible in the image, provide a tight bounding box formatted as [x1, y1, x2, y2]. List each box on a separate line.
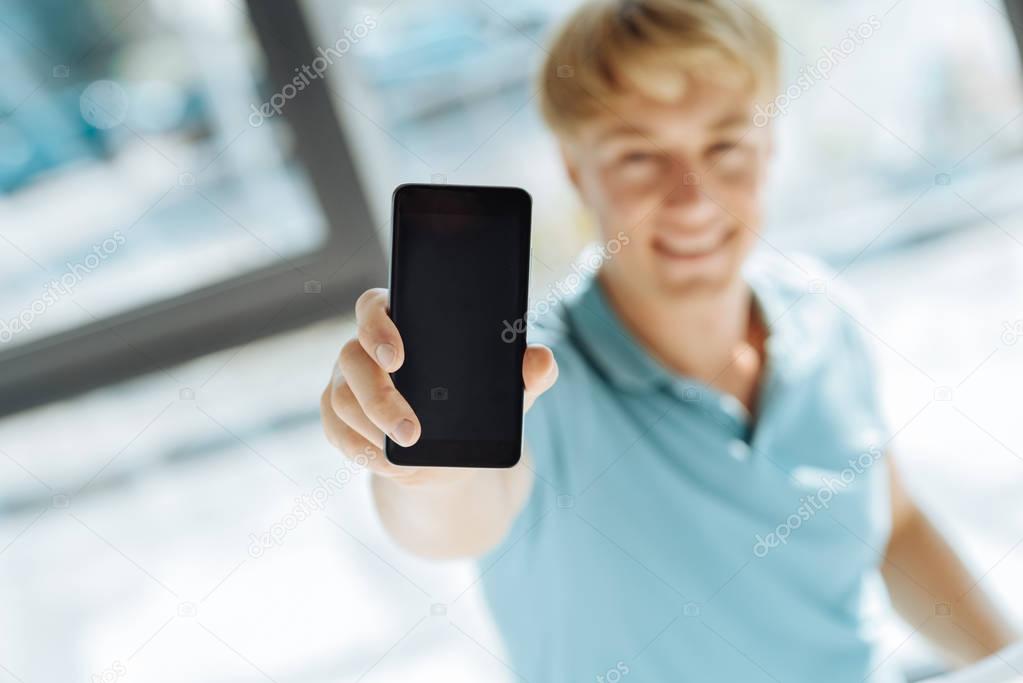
[384, 183, 532, 468]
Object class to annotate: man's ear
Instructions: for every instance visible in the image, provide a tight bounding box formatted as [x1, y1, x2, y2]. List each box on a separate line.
[558, 140, 582, 193]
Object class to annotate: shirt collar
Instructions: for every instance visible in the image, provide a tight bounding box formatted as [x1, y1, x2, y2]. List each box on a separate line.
[562, 263, 797, 395]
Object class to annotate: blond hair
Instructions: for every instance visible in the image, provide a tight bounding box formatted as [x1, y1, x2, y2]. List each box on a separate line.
[539, 0, 779, 136]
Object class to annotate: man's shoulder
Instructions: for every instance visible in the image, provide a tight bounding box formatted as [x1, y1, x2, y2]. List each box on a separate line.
[746, 251, 866, 312]
[746, 251, 875, 343]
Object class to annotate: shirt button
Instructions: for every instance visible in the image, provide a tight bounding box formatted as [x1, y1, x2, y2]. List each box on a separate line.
[727, 439, 751, 462]
[718, 394, 749, 420]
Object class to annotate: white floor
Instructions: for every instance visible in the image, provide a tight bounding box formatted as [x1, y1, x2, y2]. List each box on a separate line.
[2, 218, 1022, 682]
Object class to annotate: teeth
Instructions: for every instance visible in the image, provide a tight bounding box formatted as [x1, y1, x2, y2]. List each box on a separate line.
[655, 232, 723, 257]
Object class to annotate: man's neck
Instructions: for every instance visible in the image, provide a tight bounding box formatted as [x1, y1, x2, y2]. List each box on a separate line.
[598, 268, 764, 401]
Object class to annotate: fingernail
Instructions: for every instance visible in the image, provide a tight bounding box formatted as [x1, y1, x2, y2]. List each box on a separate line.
[393, 419, 416, 446]
[375, 343, 396, 369]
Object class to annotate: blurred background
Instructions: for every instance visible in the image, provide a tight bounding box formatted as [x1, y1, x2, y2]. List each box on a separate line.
[2, 0, 1023, 680]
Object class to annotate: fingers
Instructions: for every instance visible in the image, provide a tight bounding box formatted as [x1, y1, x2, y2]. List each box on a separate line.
[319, 386, 414, 478]
[329, 373, 384, 449]
[355, 288, 404, 373]
[337, 338, 421, 447]
[523, 344, 558, 413]
[328, 289, 555, 463]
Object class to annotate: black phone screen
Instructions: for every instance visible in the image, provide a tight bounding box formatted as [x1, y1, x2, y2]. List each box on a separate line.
[385, 184, 531, 467]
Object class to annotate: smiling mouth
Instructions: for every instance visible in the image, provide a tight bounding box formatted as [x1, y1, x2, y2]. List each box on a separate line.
[652, 229, 733, 260]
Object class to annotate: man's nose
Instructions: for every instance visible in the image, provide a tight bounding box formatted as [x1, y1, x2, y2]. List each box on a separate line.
[662, 166, 718, 225]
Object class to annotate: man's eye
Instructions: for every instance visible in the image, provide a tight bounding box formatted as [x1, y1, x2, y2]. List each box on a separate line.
[620, 151, 655, 164]
[708, 141, 739, 156]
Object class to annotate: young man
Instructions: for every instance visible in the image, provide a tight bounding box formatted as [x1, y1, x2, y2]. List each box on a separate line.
[321, 1, 1016, 679]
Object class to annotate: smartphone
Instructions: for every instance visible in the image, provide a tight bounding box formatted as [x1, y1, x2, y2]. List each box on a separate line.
[384, 183, 532, 468]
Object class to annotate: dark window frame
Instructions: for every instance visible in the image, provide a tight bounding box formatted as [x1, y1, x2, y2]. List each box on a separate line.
[0, 0, 386, 416]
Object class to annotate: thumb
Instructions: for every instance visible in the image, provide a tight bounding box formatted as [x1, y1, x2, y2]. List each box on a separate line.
[523, 344, 558, 413]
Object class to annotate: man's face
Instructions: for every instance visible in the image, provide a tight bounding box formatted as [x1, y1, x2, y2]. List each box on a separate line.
[563, 76, 772, 297]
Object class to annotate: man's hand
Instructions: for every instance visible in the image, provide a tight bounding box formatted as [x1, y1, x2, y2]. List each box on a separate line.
[319, 287, 558, 557]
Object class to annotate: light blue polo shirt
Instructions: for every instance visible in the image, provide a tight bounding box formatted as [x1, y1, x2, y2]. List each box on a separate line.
[480, 254, 901, 682]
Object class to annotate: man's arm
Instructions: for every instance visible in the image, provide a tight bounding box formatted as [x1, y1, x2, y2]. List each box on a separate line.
[371, 449, 534, 559]
[883, 458, 1017, 666]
